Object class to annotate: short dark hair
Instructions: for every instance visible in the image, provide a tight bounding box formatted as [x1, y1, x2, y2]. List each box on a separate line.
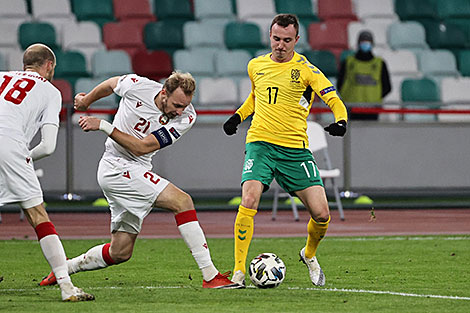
[270, 14, 299, 37]
[23, 44, 56, 68]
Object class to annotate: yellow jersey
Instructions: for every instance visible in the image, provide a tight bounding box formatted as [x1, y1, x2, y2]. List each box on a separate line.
[236, 51, 348, 149]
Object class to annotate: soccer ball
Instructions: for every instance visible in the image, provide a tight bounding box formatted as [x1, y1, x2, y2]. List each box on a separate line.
[248, 253, 286, 288]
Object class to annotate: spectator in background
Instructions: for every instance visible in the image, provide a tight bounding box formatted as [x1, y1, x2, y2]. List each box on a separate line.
[337, 30, 391, 120]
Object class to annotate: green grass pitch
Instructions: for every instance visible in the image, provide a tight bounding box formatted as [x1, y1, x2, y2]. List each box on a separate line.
[1, 236, 469, 312]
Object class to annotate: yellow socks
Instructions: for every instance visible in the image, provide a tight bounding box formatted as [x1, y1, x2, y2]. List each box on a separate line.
[233, 205, 257, 273]
[304, 216, 330, 259]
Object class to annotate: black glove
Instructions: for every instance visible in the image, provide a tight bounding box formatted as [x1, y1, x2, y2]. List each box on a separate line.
[223, 114, 242, 135]
[324, 120, 347, 137]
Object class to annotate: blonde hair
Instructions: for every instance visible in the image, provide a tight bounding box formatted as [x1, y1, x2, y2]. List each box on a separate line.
[23, 43, 56, 69]
[163, 71, 196, 97]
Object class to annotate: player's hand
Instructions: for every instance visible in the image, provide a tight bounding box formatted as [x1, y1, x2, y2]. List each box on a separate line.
[74, 93, 89, 111]
[78, 116, 101, 132]
[223, 114, 242, 135]
[324, 120, 347, 137]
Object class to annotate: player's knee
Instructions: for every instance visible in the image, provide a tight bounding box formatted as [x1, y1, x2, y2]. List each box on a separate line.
[241, 194, 258, 210]
[173, 191, 194, 213]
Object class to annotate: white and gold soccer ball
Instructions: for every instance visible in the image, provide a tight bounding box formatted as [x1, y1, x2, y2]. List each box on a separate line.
[248, 253, 286, 288]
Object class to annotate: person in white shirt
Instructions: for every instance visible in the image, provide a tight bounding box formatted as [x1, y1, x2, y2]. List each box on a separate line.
[0, 43, 94, 302]
[39, 72, 240, 289]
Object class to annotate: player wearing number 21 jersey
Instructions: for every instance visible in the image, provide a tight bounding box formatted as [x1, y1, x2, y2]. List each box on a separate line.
[39, 72, 240, 290]
[0, 44, 94, 301]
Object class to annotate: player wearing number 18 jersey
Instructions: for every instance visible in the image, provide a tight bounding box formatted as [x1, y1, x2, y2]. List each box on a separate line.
[223, 14, 348, 288]
[0, 44, 94, 301]
[39, 72, 240, 289]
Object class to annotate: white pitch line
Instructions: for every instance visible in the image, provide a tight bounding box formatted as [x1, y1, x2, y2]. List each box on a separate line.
[325, 236, 470, 242]
[1, 285, 469, 301]
[287, 287, 470, 301]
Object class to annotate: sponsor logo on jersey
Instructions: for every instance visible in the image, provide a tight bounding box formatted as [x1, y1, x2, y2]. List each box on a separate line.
[320, 86, 336, 96]
[169, 127, 180, 139]
[136, 101, 143, 108]
[256, 72, 265, 75]
[159, 115, 169, 125]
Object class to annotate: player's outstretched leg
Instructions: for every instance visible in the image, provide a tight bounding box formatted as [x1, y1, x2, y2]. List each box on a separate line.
[176, 210, 242, 289]
[40, 243, 116, 286]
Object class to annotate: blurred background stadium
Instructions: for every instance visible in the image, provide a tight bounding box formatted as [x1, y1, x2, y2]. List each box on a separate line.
[1, 0, 470, 214]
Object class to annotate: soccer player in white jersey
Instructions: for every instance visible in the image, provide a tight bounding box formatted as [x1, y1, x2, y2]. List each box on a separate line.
[0, 44, 94, 302]
[39, 72, 240, 289]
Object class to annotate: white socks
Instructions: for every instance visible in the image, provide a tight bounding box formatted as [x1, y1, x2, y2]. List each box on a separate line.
[67, 244, 113, 274]
[178, 221, 218, 281]
[39, 234, 71, 285]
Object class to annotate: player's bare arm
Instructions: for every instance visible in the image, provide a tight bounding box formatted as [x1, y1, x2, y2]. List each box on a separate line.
[78, 116, 160, 156]
[74, 76, 120, 111]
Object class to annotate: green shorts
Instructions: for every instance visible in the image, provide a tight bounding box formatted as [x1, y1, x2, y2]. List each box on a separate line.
[241, 141, 323, 194]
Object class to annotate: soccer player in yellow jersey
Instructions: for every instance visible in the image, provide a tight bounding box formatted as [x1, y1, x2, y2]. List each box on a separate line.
[223, 14, 348, 288]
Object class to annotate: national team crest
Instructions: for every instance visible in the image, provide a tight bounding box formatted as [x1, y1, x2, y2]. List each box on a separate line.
[159, 115, 169, 125]
[291, 69, 300, 81]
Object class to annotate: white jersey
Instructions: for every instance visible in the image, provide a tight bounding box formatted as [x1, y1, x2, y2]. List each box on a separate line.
[104, 74, 196, 169]
[0, 71, 61, 145]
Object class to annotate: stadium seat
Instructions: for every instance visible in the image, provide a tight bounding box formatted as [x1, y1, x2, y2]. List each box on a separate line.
[394, 0, 438, 24]
[198, 77, 238, 107]
[51, 79, 73, 104]
[236, 0, 276, 20]
[62, 21, 106, 71]
[71, 0, 115, 27]
[18, 22, 58, 50]
[31, 0, 74, 20]
[380, 50, 420, 79]
[457, 50, 470, 76]
[302, 50, 338, 78]
[274, 0, 319, 29]
[438, 77, 470, 122]
[193, 0, 235, 23]
[388, 21, 429, 52]
[272, 121, 345, 221]
[245, 17, 274, 45]
[354, 0, 397, 23]
[75, 77, 118, 108]
[417, 50, 460, 80]
[131, 50, 173, 82]
[173, 49, 215, 77]
[434, 0, 470, 20]
[0, 0, 31, 27]
[317, 0, 356, 23]
[143, 21, 185, 55]
[347, 21, 389, 50]
[224, 22, 265, 56]
[215, 49, 251, 78]
[152, 0, 193, 23]
[401, 78, 440, 102]
[54, 51, 90, 87]
[113, 0, 155, 26]
[308, 21, 349, 61]
[92, 50, 132, 78]
[102, 22, 146, 58]
[419, 21, 468, 50]
[3, 47, 23, 71]
[401, 78, 440, 122]
[0, 23, 21, 51]
[383, 76, 406, 104]
[183, 21, 226, 50]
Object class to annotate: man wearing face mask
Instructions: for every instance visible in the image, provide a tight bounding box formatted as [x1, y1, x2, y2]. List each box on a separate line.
[337, 30, 391, 120]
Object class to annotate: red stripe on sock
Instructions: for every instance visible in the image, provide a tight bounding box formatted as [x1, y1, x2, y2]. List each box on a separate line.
[102, 243, 115, 265]
[175, 210, 198, 226]
[35, 222, 58, 240]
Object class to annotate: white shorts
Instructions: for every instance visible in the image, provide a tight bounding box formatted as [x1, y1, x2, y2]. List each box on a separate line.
[97, 156, 170, 234]
[0, 136, 43, 207]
